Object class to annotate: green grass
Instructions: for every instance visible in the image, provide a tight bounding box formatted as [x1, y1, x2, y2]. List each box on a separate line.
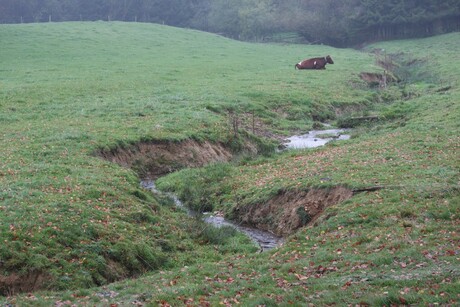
[1, 22, 459, 305]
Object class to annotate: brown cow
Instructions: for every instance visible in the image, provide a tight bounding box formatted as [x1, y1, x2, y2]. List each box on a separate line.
[295, 55, 334, 70]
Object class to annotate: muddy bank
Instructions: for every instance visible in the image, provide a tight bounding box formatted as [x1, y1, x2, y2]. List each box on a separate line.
[97, 139, 234, 178]
[234, 187, 353, 237]
[99, 137, 354, 240]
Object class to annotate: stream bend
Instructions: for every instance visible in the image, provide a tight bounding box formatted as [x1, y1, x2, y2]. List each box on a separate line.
[141, 180, 283, 251]
[140, 128, 350, 251]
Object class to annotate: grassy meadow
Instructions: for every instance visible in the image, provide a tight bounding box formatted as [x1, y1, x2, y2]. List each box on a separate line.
[1, 22, 459, 305]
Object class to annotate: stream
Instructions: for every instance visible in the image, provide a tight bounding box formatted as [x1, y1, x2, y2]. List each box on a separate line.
[141, 180, 282, 251]
[282, 128, 350, 149]
[141, 128, 350, 251]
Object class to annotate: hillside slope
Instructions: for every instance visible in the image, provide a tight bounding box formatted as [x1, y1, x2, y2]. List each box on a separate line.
[0, 21, 376, 294]
[151, 33, 460, 305]
[1, 23, 459, 305]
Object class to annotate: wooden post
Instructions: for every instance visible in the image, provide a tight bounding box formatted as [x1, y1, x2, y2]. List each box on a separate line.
[382, 70, 387, 89]
[252, 111, 255, 134]
[228, 110, 239, 138]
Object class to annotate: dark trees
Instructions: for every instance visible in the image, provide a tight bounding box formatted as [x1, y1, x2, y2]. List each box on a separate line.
[349, 0, 460, 44]
[1, 0, 459, 47]
[295, 0, 460, 46]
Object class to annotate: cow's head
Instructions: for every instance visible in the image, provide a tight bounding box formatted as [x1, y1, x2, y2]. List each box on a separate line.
[326, 55, 334, 64]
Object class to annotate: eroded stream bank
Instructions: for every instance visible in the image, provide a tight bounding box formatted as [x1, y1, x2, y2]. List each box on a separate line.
[98, 128, 352, 251]
[98, 139, 235, 179]
[141, 180, 283, 251]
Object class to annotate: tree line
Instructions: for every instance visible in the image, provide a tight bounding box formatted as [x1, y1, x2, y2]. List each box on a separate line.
[1, 0, 459, 46]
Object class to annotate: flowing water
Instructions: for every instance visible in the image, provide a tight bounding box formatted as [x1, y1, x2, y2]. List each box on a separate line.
[283, 128, 350, 149]
[202, 213, 282, 251]
[141, 128, 350, 251]
[141, 180, 283, 251]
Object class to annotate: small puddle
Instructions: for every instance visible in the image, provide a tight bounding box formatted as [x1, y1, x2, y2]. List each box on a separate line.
[283, 128, 350, 149]
[141, 180, 283, 251]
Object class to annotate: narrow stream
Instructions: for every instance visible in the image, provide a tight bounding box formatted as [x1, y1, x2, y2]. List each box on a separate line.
[202, 213, 282, 251]
[141, 128, 350, 251]
[283, 128, 350, 149]
[141, 180, 283, 251]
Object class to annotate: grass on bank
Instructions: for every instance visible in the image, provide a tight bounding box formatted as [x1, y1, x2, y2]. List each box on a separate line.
[153, 33, 460, 305]
[0, 21, 376, 294]
[1, 22, 459, 305]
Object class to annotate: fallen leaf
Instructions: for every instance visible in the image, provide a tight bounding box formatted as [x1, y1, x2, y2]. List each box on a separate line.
[294, 273, 309, 281]
[341, 280, 352, 290]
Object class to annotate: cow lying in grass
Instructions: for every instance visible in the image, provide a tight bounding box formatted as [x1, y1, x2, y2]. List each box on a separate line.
[295, 55, 334, 69]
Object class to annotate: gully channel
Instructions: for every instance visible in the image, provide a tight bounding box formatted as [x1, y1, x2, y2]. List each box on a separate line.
[141, 128, 350, 251]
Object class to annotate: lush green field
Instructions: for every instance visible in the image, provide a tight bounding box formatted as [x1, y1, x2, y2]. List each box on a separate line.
[1, 22, 459, 305]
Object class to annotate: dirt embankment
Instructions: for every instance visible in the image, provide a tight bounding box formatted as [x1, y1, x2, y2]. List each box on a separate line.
[0, 271, 51, 297]
[98, 139, 354, 237]
[234, 187, 353, 236]
[97, 139, 234, 178]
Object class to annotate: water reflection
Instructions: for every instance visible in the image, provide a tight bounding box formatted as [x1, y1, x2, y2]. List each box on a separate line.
[283, 129, 350, 149]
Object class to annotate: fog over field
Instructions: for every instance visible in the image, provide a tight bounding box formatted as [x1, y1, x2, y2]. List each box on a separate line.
[1, 0, 460, 46]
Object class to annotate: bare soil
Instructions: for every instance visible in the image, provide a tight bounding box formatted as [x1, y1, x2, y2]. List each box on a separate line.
[98, 139, 354, 238]
[97, 139, 234, 178]
[234, 187, 353, 236]
[359, 71, 397, 87]
[0, 271, 51, 296]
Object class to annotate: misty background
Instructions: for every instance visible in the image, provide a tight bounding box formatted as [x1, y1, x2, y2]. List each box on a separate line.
[1, 0, 459, 47]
